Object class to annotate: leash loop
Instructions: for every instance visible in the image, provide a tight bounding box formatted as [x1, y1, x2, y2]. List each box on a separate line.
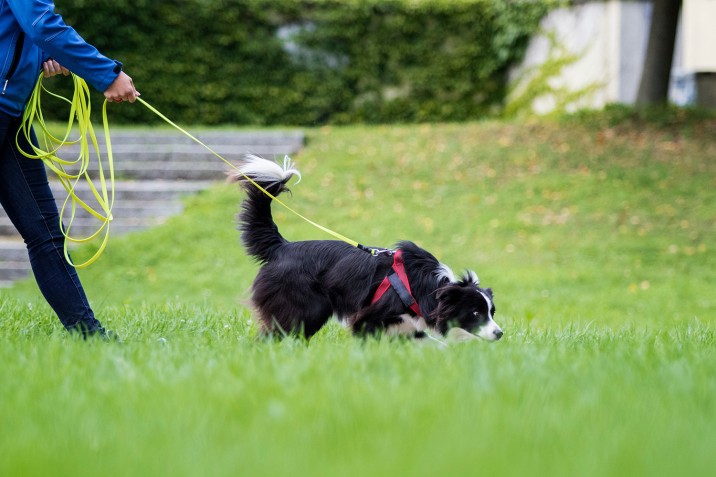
[18, 73, 114, 268]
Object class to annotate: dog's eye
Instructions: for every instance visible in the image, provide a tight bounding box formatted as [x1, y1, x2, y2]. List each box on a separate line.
[473, 311, 478, 316]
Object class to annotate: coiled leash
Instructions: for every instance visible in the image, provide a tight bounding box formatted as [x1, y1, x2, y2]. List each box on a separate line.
[18, 74, 116, 268]
[20, 73, 389, 267]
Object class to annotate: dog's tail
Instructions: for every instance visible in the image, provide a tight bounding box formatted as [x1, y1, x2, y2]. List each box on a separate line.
[228, 154, 301, 263]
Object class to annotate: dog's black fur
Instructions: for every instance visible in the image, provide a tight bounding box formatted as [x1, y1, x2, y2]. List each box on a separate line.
[230, 155, 501, 340]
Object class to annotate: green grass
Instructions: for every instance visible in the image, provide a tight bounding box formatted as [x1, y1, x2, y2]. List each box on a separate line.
[2, 115, 715, 476]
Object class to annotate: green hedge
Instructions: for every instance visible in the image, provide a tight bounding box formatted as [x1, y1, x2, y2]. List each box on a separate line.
[45, 0, 553, 125]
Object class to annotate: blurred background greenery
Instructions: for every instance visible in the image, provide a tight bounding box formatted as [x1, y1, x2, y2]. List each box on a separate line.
[46, 0, 554, 124]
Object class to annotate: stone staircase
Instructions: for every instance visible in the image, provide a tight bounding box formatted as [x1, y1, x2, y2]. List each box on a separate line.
[0, 129, 304, 287]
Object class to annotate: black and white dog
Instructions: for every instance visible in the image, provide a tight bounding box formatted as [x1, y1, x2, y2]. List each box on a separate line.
[229, 154, 502, 342]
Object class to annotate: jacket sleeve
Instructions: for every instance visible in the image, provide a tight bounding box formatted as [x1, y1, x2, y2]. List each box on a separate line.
[6, 0, 121, 93]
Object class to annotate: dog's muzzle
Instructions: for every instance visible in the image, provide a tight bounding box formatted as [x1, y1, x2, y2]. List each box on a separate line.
[477, 318, 503, 341]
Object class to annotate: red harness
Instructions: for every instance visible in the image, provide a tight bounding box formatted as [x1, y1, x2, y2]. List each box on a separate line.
[370, 249, 423, 316]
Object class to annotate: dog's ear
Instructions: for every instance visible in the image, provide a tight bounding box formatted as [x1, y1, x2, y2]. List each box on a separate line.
[458, 270, 479, 287]
[433, 284, 474, 333]
[483, 287, 493, 299]
[435, 284, 465, 303]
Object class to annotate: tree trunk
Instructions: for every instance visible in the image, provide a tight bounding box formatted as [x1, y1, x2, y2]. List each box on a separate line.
[635, 0, 682, 107]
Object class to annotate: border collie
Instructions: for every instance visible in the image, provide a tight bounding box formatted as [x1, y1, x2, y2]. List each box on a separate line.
[229, 154, 502, 342]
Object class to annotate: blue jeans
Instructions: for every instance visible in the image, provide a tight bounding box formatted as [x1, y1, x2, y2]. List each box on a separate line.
[0, 110, 100, 333]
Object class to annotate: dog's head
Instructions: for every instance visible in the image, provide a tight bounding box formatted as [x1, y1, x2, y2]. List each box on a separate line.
[432, 272, 502, 341]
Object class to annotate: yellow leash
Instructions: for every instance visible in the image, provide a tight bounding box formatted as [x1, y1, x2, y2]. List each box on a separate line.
[18, 74, 115, 268]
[19, 73, 371, 268]
[135, 97, 363, 249]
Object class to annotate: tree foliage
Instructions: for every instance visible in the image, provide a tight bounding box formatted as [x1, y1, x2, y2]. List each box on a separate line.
[48, 0, 554, 125]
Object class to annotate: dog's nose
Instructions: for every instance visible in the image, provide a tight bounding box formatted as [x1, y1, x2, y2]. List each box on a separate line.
[494, 329, 504, 340]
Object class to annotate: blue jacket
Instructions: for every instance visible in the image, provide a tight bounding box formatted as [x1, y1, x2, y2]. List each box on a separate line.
[0, 0, 121, 116]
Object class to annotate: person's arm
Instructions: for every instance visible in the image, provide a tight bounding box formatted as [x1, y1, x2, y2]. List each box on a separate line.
[43, 58, 139, 103]
[8, 0, 137, 101]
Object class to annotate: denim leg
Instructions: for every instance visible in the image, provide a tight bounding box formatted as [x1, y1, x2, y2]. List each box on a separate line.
[0, 114, 99, 331]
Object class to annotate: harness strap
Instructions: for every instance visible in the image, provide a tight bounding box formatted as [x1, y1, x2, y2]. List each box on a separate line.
[371, 249, 423, 316]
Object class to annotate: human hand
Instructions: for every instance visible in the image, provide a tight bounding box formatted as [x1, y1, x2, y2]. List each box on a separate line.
[42, 59, 70, 78]
[104, 71, 140, 103]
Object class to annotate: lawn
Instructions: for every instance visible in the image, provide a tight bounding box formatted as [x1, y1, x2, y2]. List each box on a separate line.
[1, 111, 715, 476]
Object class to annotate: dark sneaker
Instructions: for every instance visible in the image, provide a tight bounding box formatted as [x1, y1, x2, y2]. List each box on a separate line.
[67, 319, 120, 342]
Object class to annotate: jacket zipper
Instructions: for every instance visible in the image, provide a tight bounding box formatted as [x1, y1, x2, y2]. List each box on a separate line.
[2, 32, 25, 95]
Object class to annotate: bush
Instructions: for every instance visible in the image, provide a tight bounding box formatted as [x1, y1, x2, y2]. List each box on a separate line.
[47, 0, 553, 125]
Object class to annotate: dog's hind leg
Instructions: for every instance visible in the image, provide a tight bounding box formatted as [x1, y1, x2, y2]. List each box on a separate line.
[255, 298, 333, 340]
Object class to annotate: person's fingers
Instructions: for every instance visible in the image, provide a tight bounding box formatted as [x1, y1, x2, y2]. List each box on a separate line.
[127, 82, 139, 103]
[42, 60, 71, 78]
[42, 60, 57, 78]
[106, 73, 124, 101]
[103, 72, 140, 104]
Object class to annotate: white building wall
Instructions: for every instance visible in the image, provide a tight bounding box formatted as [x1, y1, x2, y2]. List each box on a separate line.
[511, 0, 709, 113]
[682, 0, 716, 72]
[617, 1, 652, 103]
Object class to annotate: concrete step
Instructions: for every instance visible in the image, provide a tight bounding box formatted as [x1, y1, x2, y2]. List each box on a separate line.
[0, 240, 31, 284]
[0, 240, 27, 261]
[0, 180, 214, 235]
[70, 161, 230, 181]
[57, 129, 305, 146]
[47, 180, 215, 201]
[0, 261, 32, 280]
[49, 130, 304, 181]
[0, 214, 177, 237]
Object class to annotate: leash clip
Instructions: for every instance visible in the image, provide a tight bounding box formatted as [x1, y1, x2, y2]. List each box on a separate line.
[370, 247, 394, 257]
[357, 244, 394, 256]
